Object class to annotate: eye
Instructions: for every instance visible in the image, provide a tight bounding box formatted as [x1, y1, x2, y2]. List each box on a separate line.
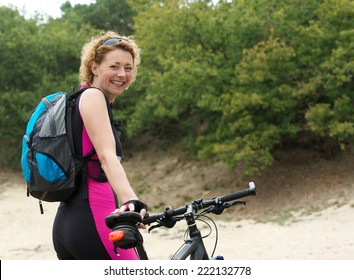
[125, 66, 133, 72]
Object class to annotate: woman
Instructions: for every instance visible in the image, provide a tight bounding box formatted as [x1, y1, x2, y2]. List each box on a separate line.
[52, 31, 147, 260]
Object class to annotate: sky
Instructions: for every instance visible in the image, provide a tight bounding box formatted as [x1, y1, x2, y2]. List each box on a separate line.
[0, 0, 96, 18]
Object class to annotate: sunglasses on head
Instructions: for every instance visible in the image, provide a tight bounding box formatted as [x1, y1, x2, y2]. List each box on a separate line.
[101, 38, 128, 46]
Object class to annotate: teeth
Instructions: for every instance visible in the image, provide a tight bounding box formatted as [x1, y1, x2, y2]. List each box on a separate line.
[112, 81, 124, 86]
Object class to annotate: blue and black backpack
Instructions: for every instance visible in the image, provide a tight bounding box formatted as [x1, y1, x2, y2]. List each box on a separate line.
[21, 88, 95, 213]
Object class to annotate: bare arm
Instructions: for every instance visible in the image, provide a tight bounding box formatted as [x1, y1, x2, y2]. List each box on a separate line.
[79, 88, 139, 206]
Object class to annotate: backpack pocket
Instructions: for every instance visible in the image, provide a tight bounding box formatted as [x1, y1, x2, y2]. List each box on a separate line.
[26, 133, 76, 201]
[35, 152, 67, 182]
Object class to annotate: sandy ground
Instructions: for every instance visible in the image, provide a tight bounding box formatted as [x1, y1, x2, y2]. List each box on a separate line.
[1, 174, 353, 260]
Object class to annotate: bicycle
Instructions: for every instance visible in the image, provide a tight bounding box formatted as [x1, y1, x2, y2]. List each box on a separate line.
[105, 182, 257, 260]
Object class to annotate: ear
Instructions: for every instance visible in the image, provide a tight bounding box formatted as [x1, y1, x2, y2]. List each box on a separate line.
[91, 62, 98, 75]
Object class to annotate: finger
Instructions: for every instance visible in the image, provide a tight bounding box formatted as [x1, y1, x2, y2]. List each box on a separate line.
[140, 208, 147, 218]
[128, 203, 135, 212]
[111, 206, 125, 214]
[112, 204, 128, 214]
[138, 222, 146, 229]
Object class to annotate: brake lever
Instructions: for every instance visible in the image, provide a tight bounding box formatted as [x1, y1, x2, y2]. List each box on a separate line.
[231, 200, 246, 207]
[148, 217, 178, 233]
[211, 200, 246, 215]
[148, 224, 162, 233]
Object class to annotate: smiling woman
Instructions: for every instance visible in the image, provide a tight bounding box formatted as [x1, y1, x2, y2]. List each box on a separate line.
[50, 30, 147, 260]
[0, 0, 95, 18]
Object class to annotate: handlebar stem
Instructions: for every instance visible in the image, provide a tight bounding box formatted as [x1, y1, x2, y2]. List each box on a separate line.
[184, 208, 200, 239]
[186, 203, 194, 215]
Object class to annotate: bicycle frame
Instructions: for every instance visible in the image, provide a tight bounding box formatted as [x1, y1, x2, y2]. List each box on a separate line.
[171, 204, 209, 260]
[134, 204, 209, 260]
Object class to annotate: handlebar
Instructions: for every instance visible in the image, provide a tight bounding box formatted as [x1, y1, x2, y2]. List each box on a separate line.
[142, 182, 256, 225]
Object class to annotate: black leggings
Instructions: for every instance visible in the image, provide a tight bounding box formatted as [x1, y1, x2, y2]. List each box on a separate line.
[52, 200, 111, 260]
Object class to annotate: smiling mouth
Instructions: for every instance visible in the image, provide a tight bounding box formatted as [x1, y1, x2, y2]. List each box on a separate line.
[112, 81, 125, 87]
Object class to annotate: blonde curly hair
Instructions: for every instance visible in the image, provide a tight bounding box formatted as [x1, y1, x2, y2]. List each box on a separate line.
[79, 31, 141, 87]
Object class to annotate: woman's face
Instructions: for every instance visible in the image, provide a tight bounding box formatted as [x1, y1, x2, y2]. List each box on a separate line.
[91, 48, 134, 101]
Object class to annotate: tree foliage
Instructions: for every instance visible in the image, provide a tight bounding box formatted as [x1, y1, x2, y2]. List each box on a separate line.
[0, 6, 96, 169]
[0, 0, 353, 178]
[130, 0, 354, 176]
[61, 0, 136, 35]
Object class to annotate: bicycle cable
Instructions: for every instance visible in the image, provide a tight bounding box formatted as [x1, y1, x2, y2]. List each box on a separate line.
[181, 208, 219, 258]
[197, 208, 219, 258]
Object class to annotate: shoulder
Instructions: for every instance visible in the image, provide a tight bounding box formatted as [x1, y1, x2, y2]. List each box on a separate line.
[79, 87, 108, 113]
[81, 87, 105, 99]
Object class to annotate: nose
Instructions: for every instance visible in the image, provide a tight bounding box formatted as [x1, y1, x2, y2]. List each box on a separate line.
[116, 67, 127, 77]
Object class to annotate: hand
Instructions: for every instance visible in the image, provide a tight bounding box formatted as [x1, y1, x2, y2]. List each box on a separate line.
[112, 199, 148, 228]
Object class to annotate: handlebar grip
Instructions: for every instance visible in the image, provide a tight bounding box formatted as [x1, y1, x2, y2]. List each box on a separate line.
[219, 182, 256, 203]
[143, 215, 159, 225]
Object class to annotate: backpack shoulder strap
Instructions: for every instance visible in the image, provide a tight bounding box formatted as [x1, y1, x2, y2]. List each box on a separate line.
[65, 87, 95, 200]
[104, 96, 123, 132]
[66, 87, 97, 160]
[66, 88, 89, 158]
